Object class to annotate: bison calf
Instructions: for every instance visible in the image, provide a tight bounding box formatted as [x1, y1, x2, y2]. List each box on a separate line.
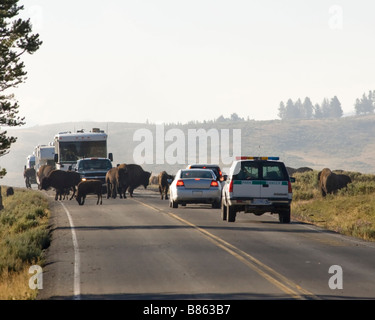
[76, 180, 103, 205]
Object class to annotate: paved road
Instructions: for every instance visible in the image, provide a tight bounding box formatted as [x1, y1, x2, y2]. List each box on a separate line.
[38, 189, 375, 300]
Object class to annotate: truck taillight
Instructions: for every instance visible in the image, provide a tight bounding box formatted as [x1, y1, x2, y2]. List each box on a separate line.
[229, 180, 234, 193]
[288, 181, 292, 193]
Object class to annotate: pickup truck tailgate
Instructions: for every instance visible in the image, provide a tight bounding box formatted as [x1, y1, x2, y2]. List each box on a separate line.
[232, 180, 261, 197]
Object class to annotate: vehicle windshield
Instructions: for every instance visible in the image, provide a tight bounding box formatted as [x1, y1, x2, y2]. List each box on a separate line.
[78, 159, 112, 171]
[181, 170, 214, 179]
[233, 161, 287, 181]
[58, 141, 107, 162]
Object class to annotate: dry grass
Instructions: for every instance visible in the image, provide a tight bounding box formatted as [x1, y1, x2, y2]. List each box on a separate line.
[291, 171, 375, 241]
[0, 187, 50, 300]
[0, 265, 38, 300]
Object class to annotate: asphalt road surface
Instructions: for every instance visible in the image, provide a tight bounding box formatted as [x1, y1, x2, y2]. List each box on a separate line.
[38, 189, 375, 300]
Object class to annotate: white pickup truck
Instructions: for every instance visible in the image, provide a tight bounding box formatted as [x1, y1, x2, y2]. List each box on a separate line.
[221, 157, 294, 223]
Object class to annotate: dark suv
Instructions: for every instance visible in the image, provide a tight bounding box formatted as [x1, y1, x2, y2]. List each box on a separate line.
[186, 164, 224, 182]
[75, 158, 112, 185]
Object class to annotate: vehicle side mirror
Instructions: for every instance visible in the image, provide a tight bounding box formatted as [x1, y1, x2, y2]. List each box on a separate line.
[54, 154, 58, 163]
[108, 153, 113, 162]
[290, 177, 295, 183]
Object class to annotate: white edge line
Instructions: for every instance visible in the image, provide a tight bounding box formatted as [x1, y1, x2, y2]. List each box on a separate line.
[59, 201, 81, 300]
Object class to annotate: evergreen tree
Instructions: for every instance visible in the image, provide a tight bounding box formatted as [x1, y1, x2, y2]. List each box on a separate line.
[294, 98, 303, 119]
[285, 98, 296, 119]
[329, 96, 343, 118]
[314, 103, 323, 119]
[321, 98, 331, 118]
[215, 115, 226, 123]
[230, 113, 243, 121]
[278, 101, 286, 119]
[355, 91, 375, 115]
[0, 0, 42, 171]
[302, 97, 314, 119]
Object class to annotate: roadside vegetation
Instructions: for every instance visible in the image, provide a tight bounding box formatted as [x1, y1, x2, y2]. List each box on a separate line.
[0, 187, 50, 300]
[291, 170, 375, 241]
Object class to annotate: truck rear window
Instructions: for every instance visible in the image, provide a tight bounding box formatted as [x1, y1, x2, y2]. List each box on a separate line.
[262, 164, 287, 180]
[233, 161, 288, 181]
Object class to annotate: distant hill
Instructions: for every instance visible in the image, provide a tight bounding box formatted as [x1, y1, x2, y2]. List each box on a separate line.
[2, 115, 375, 187]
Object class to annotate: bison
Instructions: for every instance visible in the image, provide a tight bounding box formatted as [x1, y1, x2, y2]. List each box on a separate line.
[76, 180, 103, 205]
[149, 175, 159, 185]
[37, 164, 55, 188]
[40, 169, 81, 200]
[158, 171, 174, 200]
[105, 166, 127, 199]
[24, 167, 36, 188]
[318, 168, 352, 197]
[6, 187, 14, 197]
[117, 163, 151, 198]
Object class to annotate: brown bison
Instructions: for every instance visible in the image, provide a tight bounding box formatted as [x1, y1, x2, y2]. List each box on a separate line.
[149, 175, 159, 185]
[158, 171, 174, 200]
[117, 163, 151, 198]
[105, 166, 127, 199]
[318, 168, 352, 197]
[37, 164, 55, 189]
[76, 180, 103, 205]
[40, 169, 81, 200]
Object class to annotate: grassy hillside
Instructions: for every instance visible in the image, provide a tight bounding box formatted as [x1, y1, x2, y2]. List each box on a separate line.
[2, 115, 375, 187]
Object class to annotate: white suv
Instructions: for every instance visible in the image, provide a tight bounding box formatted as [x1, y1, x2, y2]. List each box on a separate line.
[221, 157, 294, 223]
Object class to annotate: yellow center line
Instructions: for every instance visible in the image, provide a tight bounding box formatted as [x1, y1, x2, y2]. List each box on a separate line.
[132, 198, 320, 300]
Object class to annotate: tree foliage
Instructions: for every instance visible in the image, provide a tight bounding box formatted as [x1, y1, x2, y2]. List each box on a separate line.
[355, 91, 375, 115]
[278, 96, 343, 120]
[0, 0, 42, 177]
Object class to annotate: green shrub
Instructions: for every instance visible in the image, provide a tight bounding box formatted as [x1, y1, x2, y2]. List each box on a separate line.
[0, 188, 50, 273]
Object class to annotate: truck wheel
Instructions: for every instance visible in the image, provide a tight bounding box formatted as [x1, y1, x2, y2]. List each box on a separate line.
[227, 205, 236, 222]
[221, 200, 227, 220]
[279, 207, 291, 224]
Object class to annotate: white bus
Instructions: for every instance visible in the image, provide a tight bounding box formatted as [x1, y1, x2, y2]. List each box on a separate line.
[53, 128, 112, 170]
[26, 154, 36, 168]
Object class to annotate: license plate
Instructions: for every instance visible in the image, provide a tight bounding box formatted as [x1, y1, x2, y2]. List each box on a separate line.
[252, 199, 270, 205]
[193, 191, 203, 196]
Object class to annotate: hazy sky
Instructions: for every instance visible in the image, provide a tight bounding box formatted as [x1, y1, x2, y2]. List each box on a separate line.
[15, 0, 375, 126]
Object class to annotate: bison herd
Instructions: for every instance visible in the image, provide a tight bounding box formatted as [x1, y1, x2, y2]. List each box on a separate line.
[30, 163, 174, 206]
[105, 164, 152, 199]
[27, 161, 352, 205]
